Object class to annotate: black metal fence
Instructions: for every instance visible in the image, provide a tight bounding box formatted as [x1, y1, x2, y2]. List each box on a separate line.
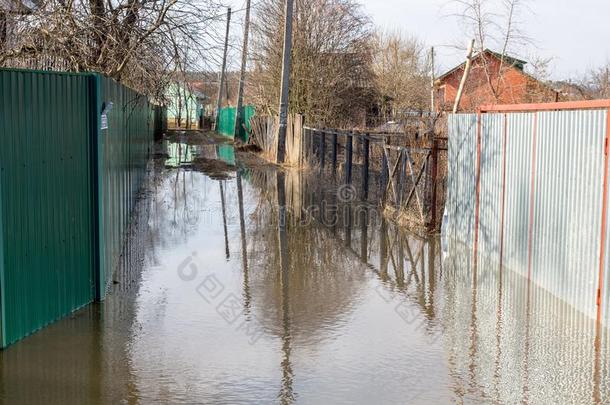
[302, 127, 447, 233]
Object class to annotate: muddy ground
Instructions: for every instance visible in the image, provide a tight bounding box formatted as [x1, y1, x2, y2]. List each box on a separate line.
[163, 129, 275, 179]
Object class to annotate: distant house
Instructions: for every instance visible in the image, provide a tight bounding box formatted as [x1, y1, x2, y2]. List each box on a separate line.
[183, 71, 243, 114]
[550, 80, 588, 101]
[166, 82, 210, 129]
[434, 49, 559, 112]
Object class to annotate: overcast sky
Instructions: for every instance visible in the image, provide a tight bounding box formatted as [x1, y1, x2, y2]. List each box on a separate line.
[225, 0, 610, 80]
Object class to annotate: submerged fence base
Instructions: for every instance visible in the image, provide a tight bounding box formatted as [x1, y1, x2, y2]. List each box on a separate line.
[446, 100, 610, 326]
[302, 127, 445, 233]
[0, 68, 155, 347]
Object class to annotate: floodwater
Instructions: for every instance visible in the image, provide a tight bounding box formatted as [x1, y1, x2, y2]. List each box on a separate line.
[0, 142, 609, 404]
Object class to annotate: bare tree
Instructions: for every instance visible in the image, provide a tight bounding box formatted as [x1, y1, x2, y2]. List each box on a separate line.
[0, 0, 225, 99]
[250, 0, 375, 128]
[527, 55, 553, 82]
[582, 64, 610, 99]
[0, 11, 6, 51]
[449, 0, 531, 103]
[372, 30, 430, 121]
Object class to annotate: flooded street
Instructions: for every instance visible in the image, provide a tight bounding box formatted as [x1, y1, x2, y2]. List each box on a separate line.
[1, 142, 609, 404]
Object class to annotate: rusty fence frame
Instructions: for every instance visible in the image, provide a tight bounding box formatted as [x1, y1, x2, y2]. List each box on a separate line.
[472, 99, 610, 323]
[302, 126, 445, 232]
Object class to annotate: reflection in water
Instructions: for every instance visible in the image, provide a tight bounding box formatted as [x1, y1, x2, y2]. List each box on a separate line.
[276, 171, 295, 404]
[0, 147, 608, 404]
[165, 140, 236, 169]
[165, 141, 198, 168]
[219, 180, 230, 260]
[444, 244, 610, 404]
[237, 172, 251, 314]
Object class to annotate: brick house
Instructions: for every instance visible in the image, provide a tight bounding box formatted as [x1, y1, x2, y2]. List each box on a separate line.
[434, 49, 559, 112]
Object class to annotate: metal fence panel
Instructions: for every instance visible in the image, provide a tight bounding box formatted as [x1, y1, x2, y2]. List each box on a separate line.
[478, 114, 505, 261]
[448, 107, 610, 325]
[0, 69, 95, 347]
[502, 113, 535, 277]
[532, 110, 606, 320]
[0, 165, 5, 344]
[446, 114, 477, 248]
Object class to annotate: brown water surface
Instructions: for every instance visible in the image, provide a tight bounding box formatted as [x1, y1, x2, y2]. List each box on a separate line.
[0, 143, 608, 404]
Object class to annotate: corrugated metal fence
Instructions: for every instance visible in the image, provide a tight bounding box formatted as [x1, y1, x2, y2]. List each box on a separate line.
[446, 100, 610, 326]
[96, 76, 153, 299]
[217, 105, 255, 140]
[0, 70, 96, 347]
[0, 68, 156, 347]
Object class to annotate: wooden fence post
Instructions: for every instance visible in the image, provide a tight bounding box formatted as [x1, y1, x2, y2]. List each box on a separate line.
[291, 114, 303, 166]
[298, 118, 304, 167]
[308, 129, 316, 162]
[320, 130, 326, 170]
[331, 132, 338, 174]
[380, 139, 389, 201]
[301, 128, 309, 165]
[345, 132, 353, 184]
[361, 135, 370, 200]
[344, 206, 352, 247]
[360, 207, 368, 262]
[396, 150, 406, 207]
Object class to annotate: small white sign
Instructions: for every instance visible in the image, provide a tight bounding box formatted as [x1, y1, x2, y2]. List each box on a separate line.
[101, 114, 108, 130]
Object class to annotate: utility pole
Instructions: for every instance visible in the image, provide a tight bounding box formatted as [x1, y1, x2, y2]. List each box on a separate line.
[0, 12, 7, 52]
[430, 47, 435, 113]
[276, 0, 294, 164]
[233, 0, 251, 142]
[215, 7, 231, 131]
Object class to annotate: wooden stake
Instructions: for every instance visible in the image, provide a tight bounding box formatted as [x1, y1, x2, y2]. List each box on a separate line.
[453, 39, 476, 114]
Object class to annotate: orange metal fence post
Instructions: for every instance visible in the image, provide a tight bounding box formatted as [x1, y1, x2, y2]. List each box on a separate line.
[596, 109, 610, 322]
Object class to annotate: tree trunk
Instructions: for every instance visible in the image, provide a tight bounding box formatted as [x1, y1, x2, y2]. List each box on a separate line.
[89, 0, 106, 66]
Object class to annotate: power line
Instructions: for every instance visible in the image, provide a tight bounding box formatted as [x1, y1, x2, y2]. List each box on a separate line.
[204, 0, 263, 22]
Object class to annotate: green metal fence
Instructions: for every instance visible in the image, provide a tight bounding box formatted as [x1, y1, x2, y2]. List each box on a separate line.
[217, 105, 255, 140]
[0, 69, 96, 347]
[0, 68, 155, 347]
[153, 105, 167, 141]
[95, 76, 153, 299]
